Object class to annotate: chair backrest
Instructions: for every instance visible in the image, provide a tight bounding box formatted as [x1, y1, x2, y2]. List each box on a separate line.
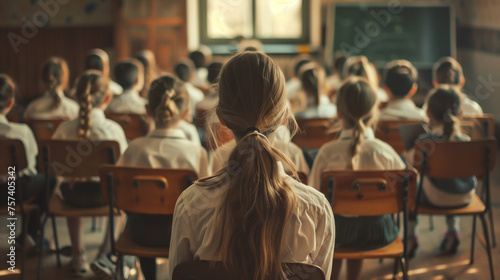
[461, 114, 495, 139]
[375, 120, 424, 154]
[172, 261, 325, 280]
[320, 169, 417, 216]
[37, 139, 120, 178]
[0, 138, 27, 174]
[25, 118, 68, 140]
[99, 165, 197, 215]
[413, 138, 497, 178]
[292, 118, 337, 149]
[105, 113, 149, 141]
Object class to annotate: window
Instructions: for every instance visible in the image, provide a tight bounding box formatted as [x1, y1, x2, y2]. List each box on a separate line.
[199, 0, 311, 45]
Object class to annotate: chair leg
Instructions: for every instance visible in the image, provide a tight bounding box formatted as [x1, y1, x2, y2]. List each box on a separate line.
[392, 258, 399, 280]
[51, 215, 61, 268]
[37, 215, 48, 280]
[399, 257, 408, 280]
[116, 253, 124, 280]
[479, 215, 495, 280]
[429, 215, 434, 231]
[470, 215, 477, 265]
[487, 209, 496, 247]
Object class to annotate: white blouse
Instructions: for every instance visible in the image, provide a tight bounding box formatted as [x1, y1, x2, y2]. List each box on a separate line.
[379, 99, 427, 121]
[169, 162, 335, 279]
[178, 120, 202, 146]
[106, 89, 147, 115]
[24, 90, 79, 120]
[309, 127, 406, 190]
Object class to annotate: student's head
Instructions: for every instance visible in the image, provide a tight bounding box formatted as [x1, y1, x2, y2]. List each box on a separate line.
[207, 62, 223, 84]
[336, 76, 378, 169]
[174, 60, 196, 83]
[188, 46, 212, 69]
[74, 70, 111, 139]
[114, 59, 144, 91]
[333, 51, 347, 77]
[206, 52, 298, 280]
[343, 56, 379, 89]
[147, 75, 190, 129]
[292, 56, 311, 77]
[299, 63, 326, 107]
[433, 57, 464, 88]
[0, 74, 16, 115]
[382, 60, 418, 99]
[41, 57, 70, 110]
[425, 86, 462, 140]
[85, 48, 110, 77]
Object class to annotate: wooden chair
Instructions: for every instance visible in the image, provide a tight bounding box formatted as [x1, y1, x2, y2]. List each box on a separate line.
[320, 169, 417, 280]
[36, 139, 120, 279]
[172, 261, 325, 280]
[292, 118, 337, 149]
[413, 138, 497, 280]
[375, 120, 425, 154]
[99, 165, 197, 280]
[461, 114, 495, 139]
[105, 113, 150, 141]
[25, 118, 68, 140]
[0, 139, 38, 280]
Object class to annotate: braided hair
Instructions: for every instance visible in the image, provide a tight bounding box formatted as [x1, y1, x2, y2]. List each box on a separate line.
[41, 57, 69, 110]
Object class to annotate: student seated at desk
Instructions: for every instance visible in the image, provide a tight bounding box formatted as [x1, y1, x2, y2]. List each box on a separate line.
[106, 59, 147, 115]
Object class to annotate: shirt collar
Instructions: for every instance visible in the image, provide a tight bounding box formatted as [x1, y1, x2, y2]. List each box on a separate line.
[44, 89, 65, 98]
[91, 108, 106, 122]
[386, 99, 417, 109]
[121, 89, 140, 97]
[0, 115, 8, 124]
[338, 127, 375, 140]
[148, 128, 187, 139]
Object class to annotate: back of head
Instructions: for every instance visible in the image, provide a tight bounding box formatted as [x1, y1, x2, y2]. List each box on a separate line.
[337, 76, 378, 169]
[293, 56, 311, 77]
[433, 57, 463, 85]
[383, 60, 418, 98]
[41, 57, 69, 109]
[148, 75, 189, 128]
[206, 52, 298, 280]
[74, 70, 110, 139]
[299, 63, 325, 107]
[343, 56, 379, 89]
[425, 86, 461, 140]
[174, 60, 195, 82]
[0, 74, 15, 111]
[207, 62, 223, 84]
[114, 60, 142, 90]
[189, 46, 212, 69]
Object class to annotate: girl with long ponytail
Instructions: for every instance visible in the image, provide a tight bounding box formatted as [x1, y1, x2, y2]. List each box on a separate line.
[169, 52, 335, 280]
[24, 57, 79, 120]
[309, 76, 406, 280]
[52, 70, 128, 276]
[406, 86, 476, 258]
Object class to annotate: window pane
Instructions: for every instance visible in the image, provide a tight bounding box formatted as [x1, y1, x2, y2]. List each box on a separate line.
[207, 0, 253, 39]
[256, 0, 302, 38]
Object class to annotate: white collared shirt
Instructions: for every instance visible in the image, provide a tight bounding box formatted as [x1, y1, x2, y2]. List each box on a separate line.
[193, 68, 209, 89]
[52, 108, 128, 154]
[117, 128, 208, 177]
[380, 99, 427, 121]
[106, 89, 147, 114]
[209, 138, 309, 175]
[309, 127, 406, 190]
[461, 97, 483, 116]
[186, 83, 205, 121]
[24, 90, 79, 120]
[295, 95, 337, 119]
[169, 161, 335, 279]
[0, 115, 38, 176]
[178, 120, 201, 146]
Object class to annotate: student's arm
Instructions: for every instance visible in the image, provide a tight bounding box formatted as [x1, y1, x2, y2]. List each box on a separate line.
[310, 196, 335, 279]
[169, 197, 196, 279]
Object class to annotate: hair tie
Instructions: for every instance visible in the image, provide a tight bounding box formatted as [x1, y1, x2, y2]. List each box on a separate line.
[245, 127, 260, 134]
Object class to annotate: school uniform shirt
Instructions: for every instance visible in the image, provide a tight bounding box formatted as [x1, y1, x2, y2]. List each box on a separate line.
[0, 115, 38, 177]
[110, 80, 123, 95]
[377, 87, 389, 103]
[295, 95, 337, 119]
[52, 108, 128, 154]
[193, 68, 209, 89]
[186, 83, 205, 121]
[169, 161, 335, 279]
[117, 128, 209, 177]
[178, 120, 202, 146]
[309, 127, 406, 190]
[286, 77, 301, 100]
[379, 99, 427, 121]
[24, 90, 79, 120]
[209, 138, 309, 175]
[461, 97, 483, 116]
[106, 89, 147, 115]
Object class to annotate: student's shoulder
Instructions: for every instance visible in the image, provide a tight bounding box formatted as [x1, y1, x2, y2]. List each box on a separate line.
[291, 179, 331, 215]
[365, 138, 401, 157]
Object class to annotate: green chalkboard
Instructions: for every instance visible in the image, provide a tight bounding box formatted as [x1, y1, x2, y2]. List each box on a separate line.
[327, 4, 453, 68]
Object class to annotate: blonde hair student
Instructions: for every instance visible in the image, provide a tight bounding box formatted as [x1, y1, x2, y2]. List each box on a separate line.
[52, 70, 128, 276]
[309, 76, 405, 280]
[169, 52, 335, 280]
[24, 57, 79, 120]
[343, 56, 389, 102]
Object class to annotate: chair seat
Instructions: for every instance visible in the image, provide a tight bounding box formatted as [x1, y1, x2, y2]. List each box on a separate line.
[49, 194, 118, 217]
[115, 226, 169, 258]
[334, 237, 403, 259]
[0, 203, 38, 216]
[417, 194, 485, 215]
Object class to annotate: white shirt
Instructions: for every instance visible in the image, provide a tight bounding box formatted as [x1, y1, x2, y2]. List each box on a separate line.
[117, 128, 209, 177]
[193, 68, 209, 89]
[210, 138, 309, 175]
[186, 83, 205, 121]
[52, 108, 128, 154]
[0, 115, 38, 176]
[295, 95, 337, 119]
[178, 120, 201, 146]
[169, 161, 335, 279]
[377, 87, 389, 103]
[286, 77, 301, 99]
[309, 127, 406, 190]
[461, 97, 483, 116]
[24, 90, 79, 120]
[110, 80, 123, 95]
[106, 89, 147, 114]
[379, 99, 427, 121]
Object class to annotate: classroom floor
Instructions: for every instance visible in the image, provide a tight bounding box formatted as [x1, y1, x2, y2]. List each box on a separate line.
[4, 151, 500, 280]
